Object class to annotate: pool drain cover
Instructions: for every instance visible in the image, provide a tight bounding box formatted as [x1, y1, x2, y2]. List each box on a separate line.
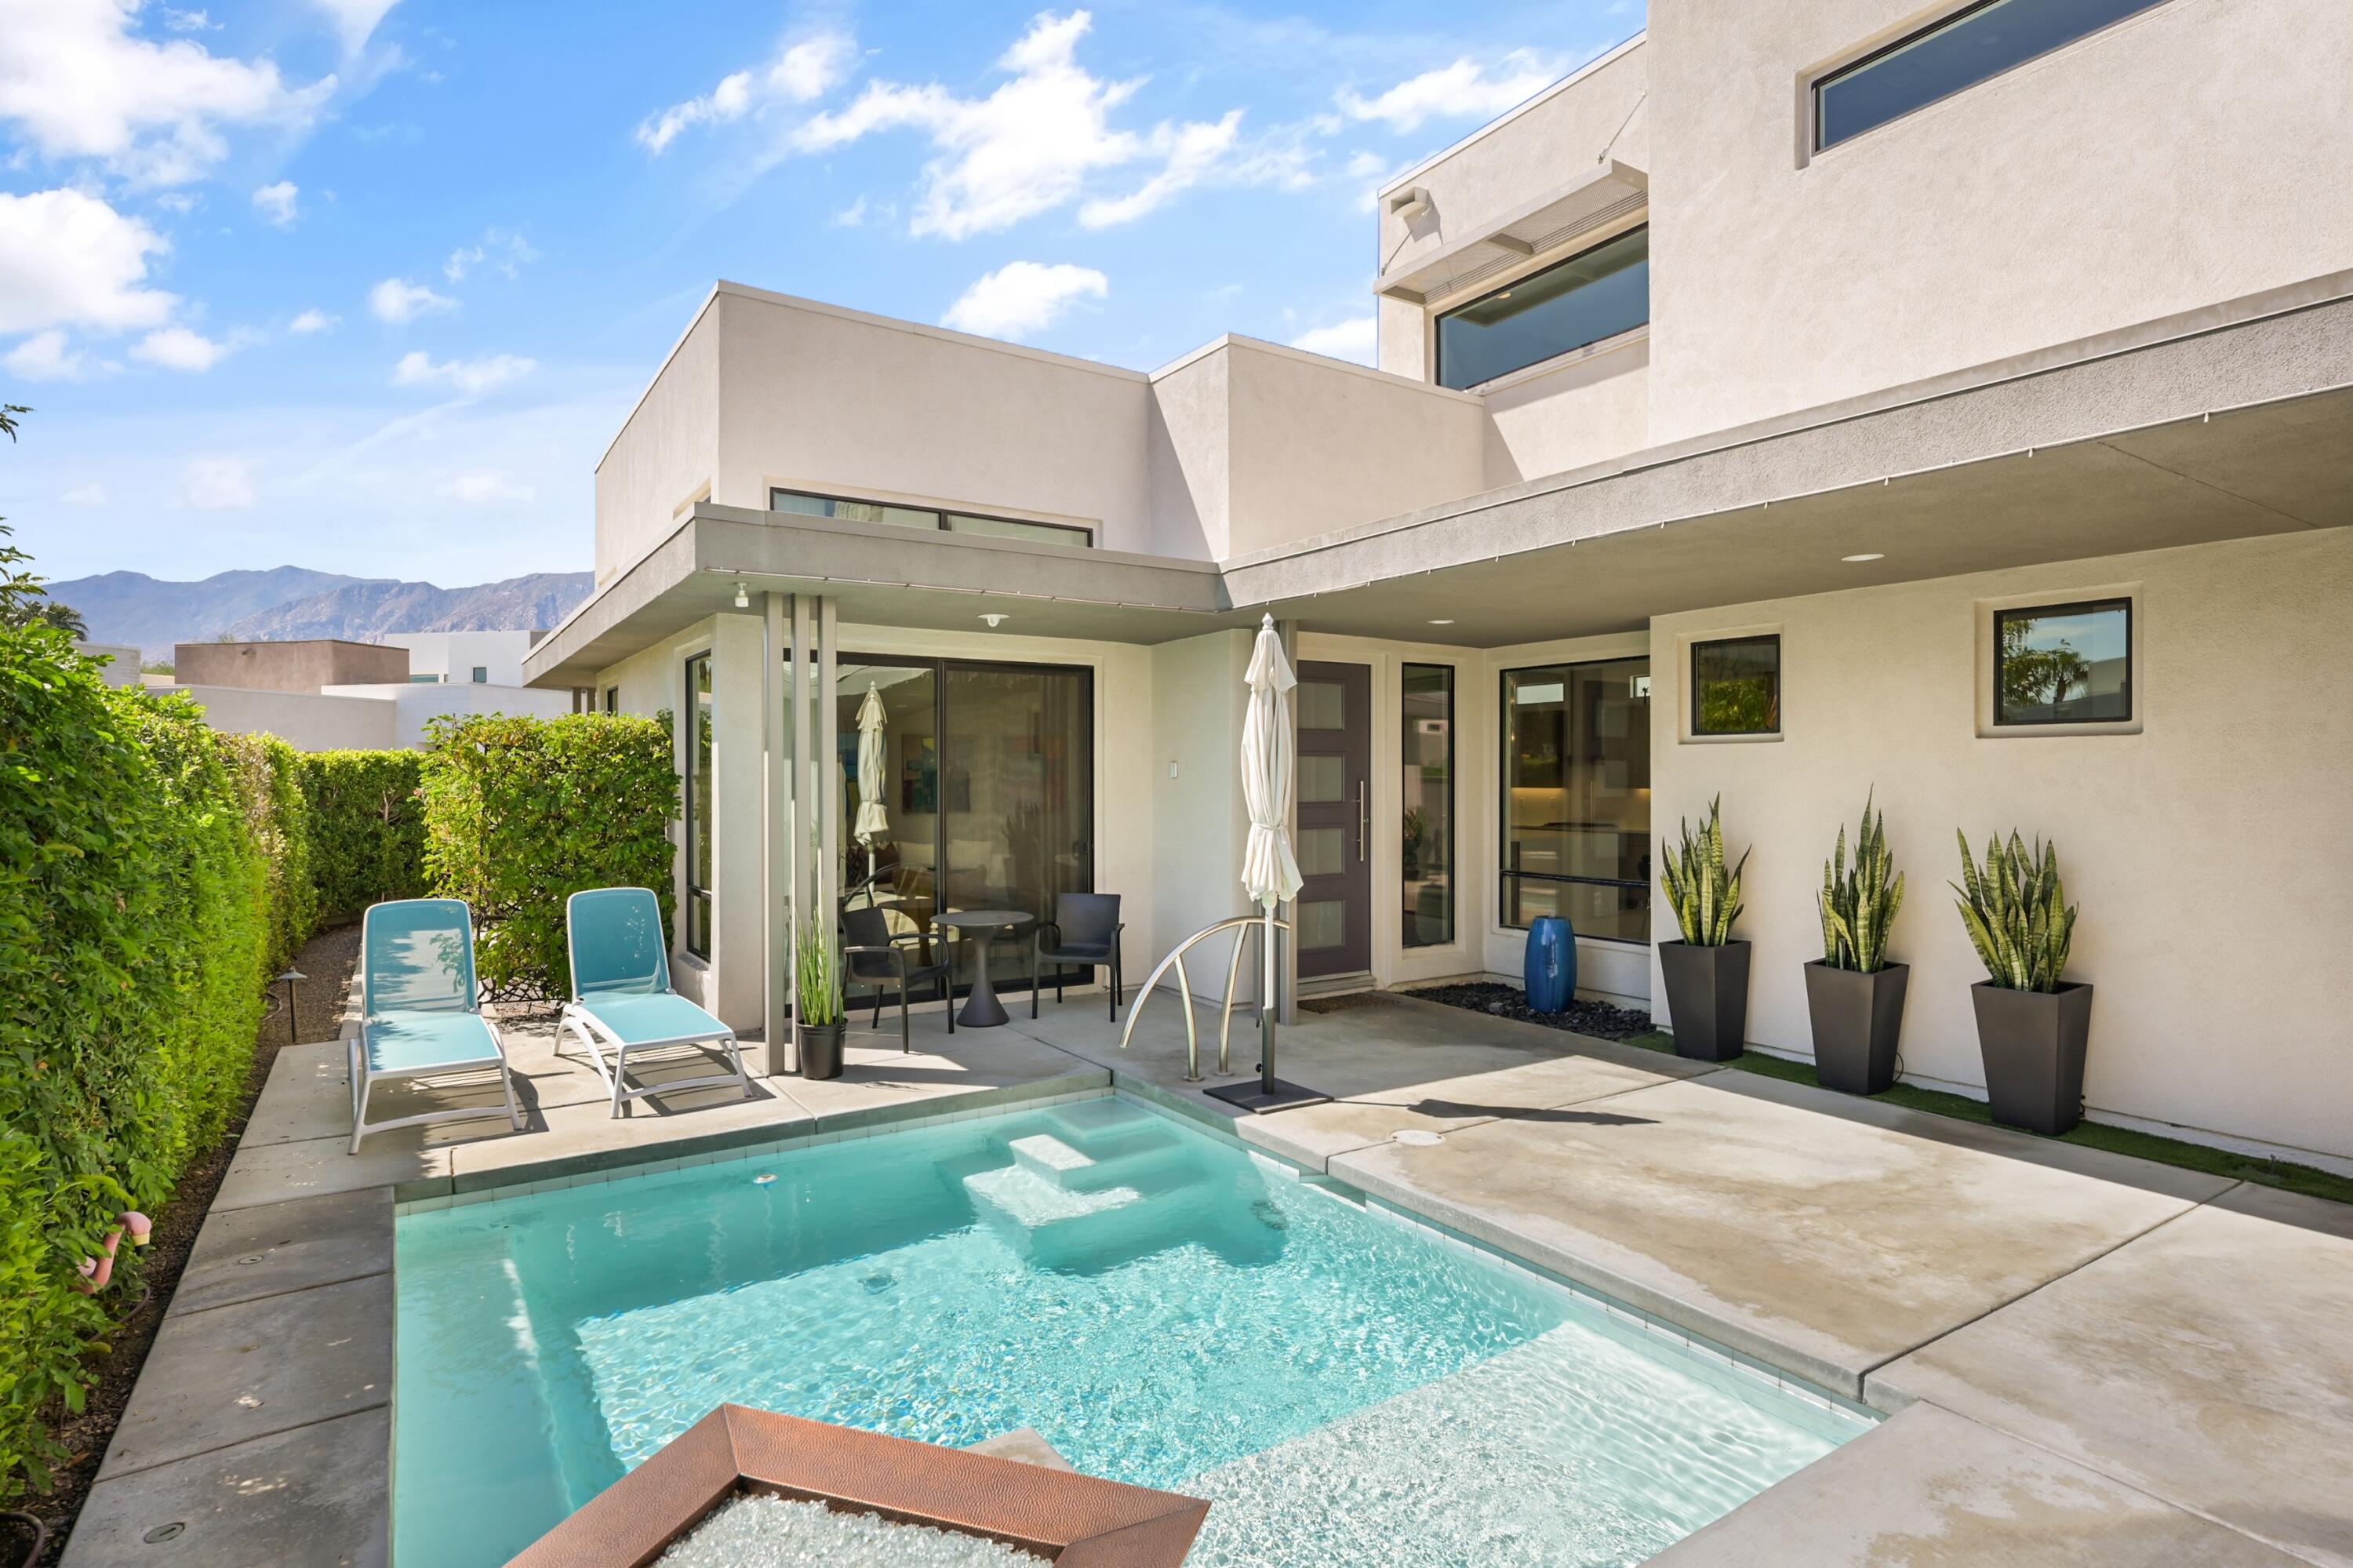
[1393, 1130, 1443, 1147]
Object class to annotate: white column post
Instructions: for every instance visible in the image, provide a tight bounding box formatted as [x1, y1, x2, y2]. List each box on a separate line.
[786, 593, 813, 1070]
[816, 598, 842, 933]
[761, 591, 789, 1076]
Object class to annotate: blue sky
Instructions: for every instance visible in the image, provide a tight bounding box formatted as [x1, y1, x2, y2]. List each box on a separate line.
[1, 0, 1635, 587]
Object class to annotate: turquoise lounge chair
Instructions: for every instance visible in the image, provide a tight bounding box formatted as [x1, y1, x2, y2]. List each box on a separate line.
[560, 887, 751, 1116]
[351, 898, 522, 1155]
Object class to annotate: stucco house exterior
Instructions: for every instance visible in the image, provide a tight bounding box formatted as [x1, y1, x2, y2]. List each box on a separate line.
[526, 0, 2353, 1173]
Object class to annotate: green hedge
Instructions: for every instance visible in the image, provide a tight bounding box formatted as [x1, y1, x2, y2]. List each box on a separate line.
[0, 629, 279, 1496]
[419, 712, 680, 999]
[227, 733, 317, 973]
[296, 750, 426, 923]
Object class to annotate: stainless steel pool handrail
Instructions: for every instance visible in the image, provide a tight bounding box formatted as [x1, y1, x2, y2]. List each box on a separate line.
[1118, 915, 1292, 1082]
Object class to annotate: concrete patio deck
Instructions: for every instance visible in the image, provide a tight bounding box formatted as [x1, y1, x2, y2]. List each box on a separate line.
[61, 988, 2353, 1567]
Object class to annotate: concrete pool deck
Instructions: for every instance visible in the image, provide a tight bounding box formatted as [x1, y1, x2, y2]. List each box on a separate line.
[60, 990, 2353, 1566]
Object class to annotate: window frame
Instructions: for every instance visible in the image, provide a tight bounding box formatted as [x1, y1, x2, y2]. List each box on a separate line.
[1434, 223, 1651, 392]
[682, 650, 714, 960]
[769, 486, 1093, 550]
[1399, 662, 1456, 951]
[1496, 655, 1653, 944]
[1810, 0, 2170, 153]
[1991, 595, 2133, 727]
[1689, 633, 1783, 739]
[603, 686, 619, 714]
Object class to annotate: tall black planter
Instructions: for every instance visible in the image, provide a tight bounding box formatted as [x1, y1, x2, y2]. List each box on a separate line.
[1969, 980, 2093, 1135]
[1805, 961, 1908, 1094]
[797, 1021, 846, 1082]
[1659, 940, 1750, 1061]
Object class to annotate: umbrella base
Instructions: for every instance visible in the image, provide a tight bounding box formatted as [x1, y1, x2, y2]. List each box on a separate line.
[1204, 1076, 1331, 1115]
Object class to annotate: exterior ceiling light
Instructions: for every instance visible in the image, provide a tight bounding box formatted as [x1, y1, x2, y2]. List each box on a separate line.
[1842, 553, 1885, 562]
[1427, 618, 1456, 625]
[980, 613, 1009, 628]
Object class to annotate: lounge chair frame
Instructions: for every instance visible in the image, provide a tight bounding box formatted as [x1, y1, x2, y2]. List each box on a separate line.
[350, 898, 523, 1155]
[558, 887, 754, 1117]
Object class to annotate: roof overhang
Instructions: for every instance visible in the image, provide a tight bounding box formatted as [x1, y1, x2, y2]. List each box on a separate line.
[1377, 160, 1648, 307]
[1231, 273, 2353, 646]
[526, 508, 1245, 687]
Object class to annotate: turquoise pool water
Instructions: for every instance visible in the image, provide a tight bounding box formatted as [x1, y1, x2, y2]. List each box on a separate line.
[394, 1097, 1855, 1566]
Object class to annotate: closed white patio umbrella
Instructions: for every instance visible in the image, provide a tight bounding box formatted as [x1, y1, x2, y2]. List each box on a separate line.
[1209, 613, 1328, 1112]
[854, 683, 889, 894]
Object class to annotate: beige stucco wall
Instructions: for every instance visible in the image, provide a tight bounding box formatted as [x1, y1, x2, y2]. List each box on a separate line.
[176, 685, 399, 751]
[596, 302, 721, 588]
[176, 639, 408, 693]
[711, 288, 1153, 552]
[1648, 527, 2353, 1165]
[1478, 333, 1650, 488]
[1217, 340, 1486, 560]
[1642, 0, 2353, 445]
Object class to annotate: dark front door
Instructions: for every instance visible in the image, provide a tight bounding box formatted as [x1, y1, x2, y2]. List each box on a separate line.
[1293, 660, 1371, 978]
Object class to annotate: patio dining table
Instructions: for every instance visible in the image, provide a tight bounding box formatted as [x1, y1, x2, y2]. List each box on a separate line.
[933, 908, 1035, 1028]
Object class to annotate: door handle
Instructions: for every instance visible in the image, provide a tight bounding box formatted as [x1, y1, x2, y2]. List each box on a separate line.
[1358, 779, 1368, 863]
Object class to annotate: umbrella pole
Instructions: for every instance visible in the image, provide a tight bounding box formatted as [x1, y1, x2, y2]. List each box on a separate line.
[1260, 897, 1278, 1093]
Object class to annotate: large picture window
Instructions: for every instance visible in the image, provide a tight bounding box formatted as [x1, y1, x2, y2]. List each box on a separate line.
[1813, 0, 2169, 151]
[1690, 635, 1780, 737]
[1401, 664, 1453, 949]
[1994, 598, 2131, 725]
[773, 488, 1092, 550]
[1435, 225, 1649, 391]
[683, 652, 713, 958]
[1500, 658, 1650, 942]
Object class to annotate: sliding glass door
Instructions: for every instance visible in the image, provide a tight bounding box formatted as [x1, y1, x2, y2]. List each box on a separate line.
[833, 656, 1094, 994]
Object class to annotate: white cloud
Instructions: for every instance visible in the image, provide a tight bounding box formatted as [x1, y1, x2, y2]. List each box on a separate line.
[162, 9, 216, 31]
[638, 31, 853, 153]
[438, 471, 535, 504]
[289, 307, 336, 334]
[1289, 315, 1378, 366]
[392, 350, 534, 395]
[940, 260, 1106, 342]
[154, 191, 202, 213]
[311, 0, 398, 53]
[5, 329, 100, 381]
[252, 179, 300, 226]
[443, 227, 536, 282]
[182, 455, 256, 509]
[369, 276, 455, 323]
[62, 481, 111, 506]
[133, 325, 229, 370]
[0, 187, 176, 335]
[0, 0, 336, 185]
[791, 10, 1271, 241]
[1337, 50, 1559, 133]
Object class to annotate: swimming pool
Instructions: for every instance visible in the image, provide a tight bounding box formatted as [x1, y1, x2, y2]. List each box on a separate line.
[394, 1095, 1857, 1566]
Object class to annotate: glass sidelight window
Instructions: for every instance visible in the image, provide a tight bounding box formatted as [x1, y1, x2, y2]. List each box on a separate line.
[1500, 658, 1650, 941]
[833, 657, 1093, 993]
[1401, 665, 1454, 948]
[684, 652, 714, 958]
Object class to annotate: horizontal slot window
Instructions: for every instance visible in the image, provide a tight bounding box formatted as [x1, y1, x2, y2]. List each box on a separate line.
[1435, 225, 1649, 391]
[1814, 0, 2169, 151]
[770, 489, 1091, 548]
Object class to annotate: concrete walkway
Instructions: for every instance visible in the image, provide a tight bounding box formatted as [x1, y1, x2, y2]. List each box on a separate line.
[61, 988, 2353, 1567]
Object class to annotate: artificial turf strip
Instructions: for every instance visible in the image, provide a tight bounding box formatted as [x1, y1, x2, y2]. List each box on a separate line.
[1619, 1031, 2353, 1207]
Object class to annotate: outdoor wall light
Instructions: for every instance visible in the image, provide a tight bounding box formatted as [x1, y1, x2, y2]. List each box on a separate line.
[980, 613, 1009, 628]
[1842, 553, 1886, 563]
[733, 581, 750, 607]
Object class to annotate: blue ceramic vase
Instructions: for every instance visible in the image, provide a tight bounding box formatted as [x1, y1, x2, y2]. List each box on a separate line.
[1524, 915, 1577, 1013]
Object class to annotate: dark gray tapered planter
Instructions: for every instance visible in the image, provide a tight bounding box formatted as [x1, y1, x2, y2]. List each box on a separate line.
[1805, 961, 1909, 1095]
[1659, 940, 1750, 1061]
[797, 1021, 846, 1081]
[1969, 980, 2093, 1135]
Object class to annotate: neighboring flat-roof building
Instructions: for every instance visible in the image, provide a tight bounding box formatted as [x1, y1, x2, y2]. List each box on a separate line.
[172, 636, 573, 750]
[529, 0, 2353, 1173]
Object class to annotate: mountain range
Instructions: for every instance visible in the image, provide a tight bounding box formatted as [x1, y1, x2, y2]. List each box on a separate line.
[49, 567, 595, 662]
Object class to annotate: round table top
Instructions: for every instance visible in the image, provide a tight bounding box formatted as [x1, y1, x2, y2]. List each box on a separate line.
[933, 909, 1033, 931]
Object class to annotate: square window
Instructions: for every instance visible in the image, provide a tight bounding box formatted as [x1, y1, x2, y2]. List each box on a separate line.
[1994, 598, 2131, 725]
[1690, 635, 1780, 736]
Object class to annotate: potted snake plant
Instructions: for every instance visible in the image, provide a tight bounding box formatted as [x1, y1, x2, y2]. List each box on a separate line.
[795, 919, 847, 1080]
[1657, 795, 1751, 1061]
[1807, 796, 1908, 1093]
[1955, 831, 2089, 1134]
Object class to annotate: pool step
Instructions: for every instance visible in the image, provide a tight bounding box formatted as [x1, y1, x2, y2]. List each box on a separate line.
[1008, 1126, 1186, 1193]
[964, 1162, 1143, 1230]
[964, 1102, 1208, 1262]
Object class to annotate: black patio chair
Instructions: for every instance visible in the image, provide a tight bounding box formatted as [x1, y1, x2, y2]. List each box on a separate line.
[1031, 893, 1125, 1021]
[842, 904, 953, 1053]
